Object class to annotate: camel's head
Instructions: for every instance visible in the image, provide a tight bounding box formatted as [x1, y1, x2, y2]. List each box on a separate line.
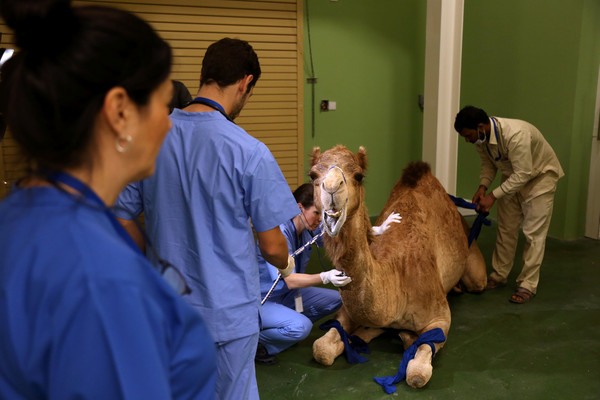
[309, 145, 367, 237]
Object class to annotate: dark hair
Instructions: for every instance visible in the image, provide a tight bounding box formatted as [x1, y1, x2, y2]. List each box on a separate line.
[0, 0, 172, 170]
[169, 80, 192, 113]
[293, 183, 314, 209]
[199, 38, 261, 92]
[454, 106, 489, 133]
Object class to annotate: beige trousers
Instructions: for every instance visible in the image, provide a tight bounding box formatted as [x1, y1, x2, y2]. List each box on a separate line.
[489, 174, 557, 294]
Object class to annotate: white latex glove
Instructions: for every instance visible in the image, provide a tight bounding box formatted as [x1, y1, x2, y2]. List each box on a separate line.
[372, 212, 402, 236]
[320, 270, 352, 287]
[278, 255, 295, 278]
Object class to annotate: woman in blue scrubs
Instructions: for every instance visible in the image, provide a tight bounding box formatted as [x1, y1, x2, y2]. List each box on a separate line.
[0, 1, 216, 398]
[257, 184, 401, 364]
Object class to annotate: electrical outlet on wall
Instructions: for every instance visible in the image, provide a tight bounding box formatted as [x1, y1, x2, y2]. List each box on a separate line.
[320, 100, 337, 111]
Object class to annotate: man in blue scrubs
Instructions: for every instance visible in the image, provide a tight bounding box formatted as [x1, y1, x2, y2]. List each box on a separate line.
[115, 38, 299, 400]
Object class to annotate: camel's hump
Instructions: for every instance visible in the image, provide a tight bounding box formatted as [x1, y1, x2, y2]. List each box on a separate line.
[400, 161, 431, 188]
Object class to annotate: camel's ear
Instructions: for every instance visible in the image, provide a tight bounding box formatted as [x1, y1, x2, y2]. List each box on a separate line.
[357, 146, 368, 171]
[310, 147, 321, 167]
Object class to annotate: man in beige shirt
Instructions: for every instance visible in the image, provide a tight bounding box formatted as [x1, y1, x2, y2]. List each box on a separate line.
[454, 106, 564, 304]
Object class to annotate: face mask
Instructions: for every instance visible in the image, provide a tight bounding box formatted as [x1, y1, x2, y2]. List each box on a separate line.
[474, 130, 487, 146]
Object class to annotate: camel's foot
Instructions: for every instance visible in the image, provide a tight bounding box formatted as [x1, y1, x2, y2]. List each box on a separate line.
[405, 358, 433, 388]
[312, 328, 344, 366]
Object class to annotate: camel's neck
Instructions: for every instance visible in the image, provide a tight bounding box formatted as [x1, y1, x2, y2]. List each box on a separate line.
[324, 206, 374, 281]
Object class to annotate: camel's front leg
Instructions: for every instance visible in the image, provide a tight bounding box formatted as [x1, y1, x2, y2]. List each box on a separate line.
[406, 345, 435, 388]
[313, 305, 356, 366]
[313, 326, 344, 366]
[405, 323, 448, 389]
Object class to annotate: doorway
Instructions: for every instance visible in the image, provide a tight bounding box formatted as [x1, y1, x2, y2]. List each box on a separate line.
[585, 66, 600, 239]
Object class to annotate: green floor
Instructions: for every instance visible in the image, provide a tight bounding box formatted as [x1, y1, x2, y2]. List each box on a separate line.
[256, 218, 600, 399]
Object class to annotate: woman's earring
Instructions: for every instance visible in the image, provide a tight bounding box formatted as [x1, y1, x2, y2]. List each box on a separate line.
[115, 135, 132, 153]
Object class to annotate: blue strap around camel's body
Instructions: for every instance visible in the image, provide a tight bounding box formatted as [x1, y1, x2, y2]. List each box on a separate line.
[373, 328, 447, 394]
[447, 194, 491, 247]
[319, 319, 370, 363]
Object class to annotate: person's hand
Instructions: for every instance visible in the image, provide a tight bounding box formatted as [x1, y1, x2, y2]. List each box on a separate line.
[372, 212, 402, 235]
[472, 185, 487, 205]
[320, 270, 352, 287]
[477, 193, 496, 213]
[278, 255, 295, 278]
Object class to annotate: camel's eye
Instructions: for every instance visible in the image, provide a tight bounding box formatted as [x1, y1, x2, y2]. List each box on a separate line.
[354, 173, 364, 183]
[309, 171, 319, 182]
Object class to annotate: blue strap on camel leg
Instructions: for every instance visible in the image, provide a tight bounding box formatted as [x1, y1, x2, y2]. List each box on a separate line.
[373, 328, 446, 394]
[319, 319, 370, 363]
[447, 194, 491, 246]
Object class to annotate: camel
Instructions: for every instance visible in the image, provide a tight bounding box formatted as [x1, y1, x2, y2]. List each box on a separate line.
[309, 145, 487, 391]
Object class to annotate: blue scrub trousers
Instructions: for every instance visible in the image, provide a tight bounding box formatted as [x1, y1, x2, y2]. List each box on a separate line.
[216, 333, 260, 400]
[259, 287, 342, 355]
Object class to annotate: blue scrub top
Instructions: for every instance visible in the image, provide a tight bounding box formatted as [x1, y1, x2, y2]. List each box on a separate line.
[258, 218, 324, 299]
[0, 187, 216, 399]
[115, 109, 299, 342]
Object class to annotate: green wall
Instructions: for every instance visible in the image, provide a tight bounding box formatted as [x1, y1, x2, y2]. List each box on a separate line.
[302, 0, 426, 216]
[302, 0, 600, 239]
[458, 0, 600, 239]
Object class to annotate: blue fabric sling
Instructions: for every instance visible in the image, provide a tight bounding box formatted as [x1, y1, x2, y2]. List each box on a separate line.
[447, 194, 491, 246]
[319, 319, 370, 363]
[373, 328, 446, 394]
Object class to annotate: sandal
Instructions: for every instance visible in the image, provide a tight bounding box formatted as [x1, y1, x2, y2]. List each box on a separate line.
[509, 287, 535, 304]
[485, 276, 506, 290]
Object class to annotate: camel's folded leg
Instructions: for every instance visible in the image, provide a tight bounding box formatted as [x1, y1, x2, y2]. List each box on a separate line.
[459, 217, 487, 292]
[460, 239, 487, 292]
[313, 306, 356, 366]
[405, 326, 448, 389]
[406, 344, 434, 388]
[313, 326, 344, 366]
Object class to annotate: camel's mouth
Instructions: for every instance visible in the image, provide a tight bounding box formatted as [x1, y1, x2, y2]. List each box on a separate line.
[323, 207, 347, 237]
[326, 209, 342, 218]
[319, 165, 349, 237]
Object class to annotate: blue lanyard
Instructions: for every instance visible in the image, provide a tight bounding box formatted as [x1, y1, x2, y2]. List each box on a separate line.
[48, 171, 144, 256]
[291, 218, 301, 256]
[486, 118, 502, 161]
[188, 96, 234, 123]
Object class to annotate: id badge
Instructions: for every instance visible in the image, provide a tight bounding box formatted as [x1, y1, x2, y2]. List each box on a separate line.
[294, 292, 303, 313]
